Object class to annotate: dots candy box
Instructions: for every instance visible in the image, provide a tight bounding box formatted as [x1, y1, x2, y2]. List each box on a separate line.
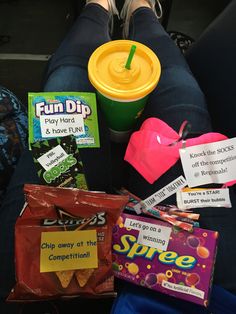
[112, 213, 218, 307]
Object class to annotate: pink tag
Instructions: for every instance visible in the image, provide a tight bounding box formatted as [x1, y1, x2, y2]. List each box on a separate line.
[124, 118, 228, 184]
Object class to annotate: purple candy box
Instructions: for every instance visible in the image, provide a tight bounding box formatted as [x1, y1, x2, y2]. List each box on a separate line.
[112, 213, 218, 307]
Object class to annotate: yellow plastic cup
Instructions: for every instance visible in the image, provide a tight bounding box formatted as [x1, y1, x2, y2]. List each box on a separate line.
[88, 40, 161, 142]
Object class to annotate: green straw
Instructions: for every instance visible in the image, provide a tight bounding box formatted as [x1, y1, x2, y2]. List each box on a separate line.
[125, 45, 137, 70]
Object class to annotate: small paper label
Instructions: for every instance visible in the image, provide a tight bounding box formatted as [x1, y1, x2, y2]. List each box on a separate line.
[124, 218, 171, 251]
[177, 188, 232, 209]
[179, 138, 236, 187]
[77, 137, 95, 145]
[40, 230, 98, 272]
[37, 145, 68, 171]
[134, 176, 187, 213]
[162, 281, 205, 299]
[40, 114, 85, 138]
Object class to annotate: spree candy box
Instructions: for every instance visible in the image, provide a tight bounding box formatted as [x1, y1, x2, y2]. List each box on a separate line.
[112, 213, 218, 307]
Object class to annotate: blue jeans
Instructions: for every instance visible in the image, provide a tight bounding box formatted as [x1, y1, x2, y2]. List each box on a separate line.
[45, 4, 211, 134]
[1, 3, 235, 311]
[43, 4, 212, 194]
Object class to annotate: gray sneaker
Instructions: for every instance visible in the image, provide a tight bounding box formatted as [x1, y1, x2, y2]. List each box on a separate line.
[120, 0, 163, 38]
[86, 0, 119, 33]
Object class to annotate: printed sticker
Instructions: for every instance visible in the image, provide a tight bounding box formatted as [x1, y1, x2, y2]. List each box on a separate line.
[40, 230, 98, 272]
[177, 188, 231, 209]
[179, 138, 236, 187]
[134, 176, 187, 213]
[124, 218, 171, 251]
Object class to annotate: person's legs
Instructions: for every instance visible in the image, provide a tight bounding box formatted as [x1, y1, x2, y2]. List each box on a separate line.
[44, 2, 114, 192]
[0, 2, 116, 301]
[122, 1, 236, 296]
[45, 2, 112, 77]
[116, 1, 213, 194]
[126, 2, 212, 134]
[124, 1, 212, 196]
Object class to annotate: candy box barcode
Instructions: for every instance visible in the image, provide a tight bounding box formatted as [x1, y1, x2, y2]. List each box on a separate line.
[112, 213, 218, 307]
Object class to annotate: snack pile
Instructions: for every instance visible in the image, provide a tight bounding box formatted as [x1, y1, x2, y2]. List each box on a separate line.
[8, 184, 128, 301]
[8, 92, 228, 308]
[119, 188, 200, 232]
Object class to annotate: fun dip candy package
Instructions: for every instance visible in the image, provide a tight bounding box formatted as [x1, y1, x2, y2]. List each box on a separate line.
[112, 213, 218, 307]
[28, 92, 100, 148]
[8, 184, 128, 301]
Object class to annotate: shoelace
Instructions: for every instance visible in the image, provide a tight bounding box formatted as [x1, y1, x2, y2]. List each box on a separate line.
[121, 0, 163, 38]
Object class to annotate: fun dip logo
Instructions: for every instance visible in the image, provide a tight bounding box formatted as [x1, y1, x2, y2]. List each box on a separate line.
[35, 99, 92, 119]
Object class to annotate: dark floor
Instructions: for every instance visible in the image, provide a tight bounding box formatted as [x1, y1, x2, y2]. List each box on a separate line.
[0, 0, 76, 105]
[167, 0, 230, 39]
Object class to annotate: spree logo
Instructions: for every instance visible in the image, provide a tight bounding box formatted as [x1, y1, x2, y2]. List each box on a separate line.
[113, 234, 196, 270]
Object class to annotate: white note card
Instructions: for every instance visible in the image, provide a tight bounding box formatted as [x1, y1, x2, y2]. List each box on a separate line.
[40, 114, 85, 138]
[179, 138, 236, 187]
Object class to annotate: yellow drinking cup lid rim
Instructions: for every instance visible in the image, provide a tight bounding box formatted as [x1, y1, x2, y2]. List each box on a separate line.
[88, 40, 161, 100]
